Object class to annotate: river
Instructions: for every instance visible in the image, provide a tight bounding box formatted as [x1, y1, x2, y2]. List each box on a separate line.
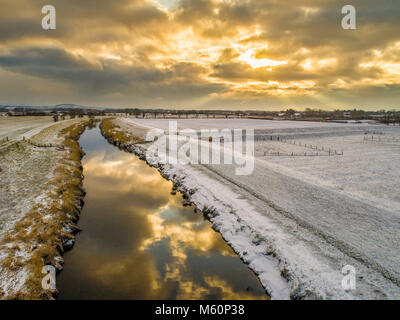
[57, 126, 267, 299]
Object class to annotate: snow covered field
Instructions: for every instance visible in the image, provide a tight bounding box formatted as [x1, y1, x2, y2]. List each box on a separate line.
[114, 118, 400, 299]
[0, 116, 53, 141]
[127, 118, 369, 131]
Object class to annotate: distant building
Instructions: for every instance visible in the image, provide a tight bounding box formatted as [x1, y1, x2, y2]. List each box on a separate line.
[369, 114, 385, 119]
[7, 111, 25, 116]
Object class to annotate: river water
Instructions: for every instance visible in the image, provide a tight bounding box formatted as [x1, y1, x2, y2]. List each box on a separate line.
[57, 126, 267, 299]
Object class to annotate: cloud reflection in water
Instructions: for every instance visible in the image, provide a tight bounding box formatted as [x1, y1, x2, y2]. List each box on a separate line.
[57, 128, 267, 300]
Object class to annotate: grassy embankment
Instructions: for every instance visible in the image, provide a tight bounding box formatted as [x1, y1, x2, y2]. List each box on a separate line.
[100, 118, 143, 145]
[0, 120, 90, 299]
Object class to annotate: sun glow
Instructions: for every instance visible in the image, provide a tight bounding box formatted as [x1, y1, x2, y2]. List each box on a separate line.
[239, 49, 287, 69]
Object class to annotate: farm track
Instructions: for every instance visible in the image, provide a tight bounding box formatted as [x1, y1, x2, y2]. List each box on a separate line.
[202, 162, 400, 287]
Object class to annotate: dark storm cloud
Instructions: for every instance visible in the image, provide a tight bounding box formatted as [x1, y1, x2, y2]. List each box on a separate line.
[0, 46, 165, 88]
[0, 45, 226, 106]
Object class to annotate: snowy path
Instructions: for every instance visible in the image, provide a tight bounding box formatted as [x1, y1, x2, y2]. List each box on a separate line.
[204, 159, 400, 291]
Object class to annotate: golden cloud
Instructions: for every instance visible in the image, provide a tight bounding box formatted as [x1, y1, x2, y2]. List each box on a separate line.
[0, 0, 399, 109]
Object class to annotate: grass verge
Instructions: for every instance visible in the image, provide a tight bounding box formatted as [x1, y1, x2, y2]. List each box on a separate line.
[100, 118, 144, 145]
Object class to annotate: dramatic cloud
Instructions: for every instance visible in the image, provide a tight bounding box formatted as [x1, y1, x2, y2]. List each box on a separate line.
[0, 0, 399, 109]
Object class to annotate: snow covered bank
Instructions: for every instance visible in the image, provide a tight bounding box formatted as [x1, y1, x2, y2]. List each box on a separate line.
[103, 118, 400, 300]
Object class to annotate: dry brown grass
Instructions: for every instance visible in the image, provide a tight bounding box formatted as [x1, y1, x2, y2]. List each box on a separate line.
[100, 118, 144, 144]
[0, 120, 90, 300]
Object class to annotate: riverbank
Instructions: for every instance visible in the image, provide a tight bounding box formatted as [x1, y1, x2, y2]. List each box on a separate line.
[100, 118, 290, 299]
[100, 117, 400, 300]
[0, 119, 92, 299]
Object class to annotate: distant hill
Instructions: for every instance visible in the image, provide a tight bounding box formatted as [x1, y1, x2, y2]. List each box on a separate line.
[0, 104, 101, 111]
[53, 104, 101, 110]
[54, 104, 80, 109]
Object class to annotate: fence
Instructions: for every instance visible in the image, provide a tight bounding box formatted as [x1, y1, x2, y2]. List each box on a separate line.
[257, 151, 342, 157]
[363, 131, 383, 135]
[363, 135, 400, 143]
[256, 135, 343, 156]
[25, 137, 64, 149]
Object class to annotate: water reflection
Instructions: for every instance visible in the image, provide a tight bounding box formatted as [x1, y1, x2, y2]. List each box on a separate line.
[57, 127, 267, 300]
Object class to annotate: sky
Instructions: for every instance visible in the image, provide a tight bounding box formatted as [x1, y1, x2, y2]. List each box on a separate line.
[0, 0, 399, 110]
